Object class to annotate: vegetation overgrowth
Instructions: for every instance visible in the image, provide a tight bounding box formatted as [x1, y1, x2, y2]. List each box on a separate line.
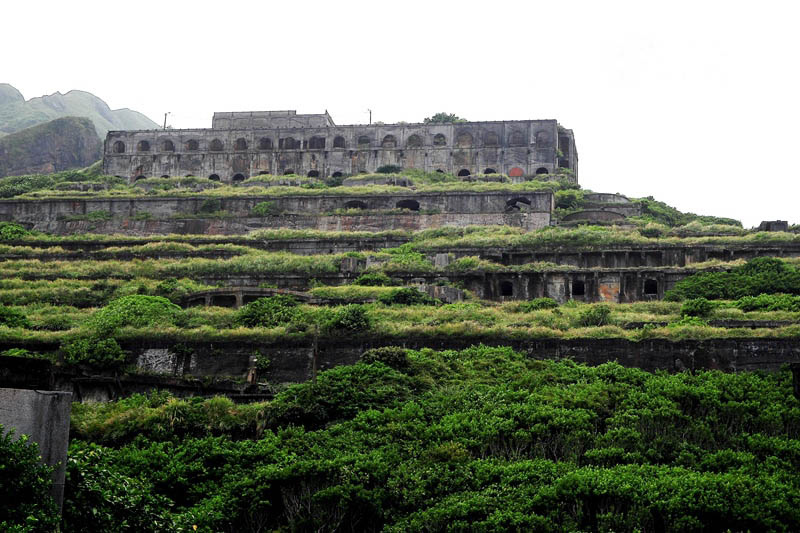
[55, 346, 800, 532]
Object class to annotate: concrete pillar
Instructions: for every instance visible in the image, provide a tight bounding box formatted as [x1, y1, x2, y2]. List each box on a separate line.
[0, 388, 72, 513]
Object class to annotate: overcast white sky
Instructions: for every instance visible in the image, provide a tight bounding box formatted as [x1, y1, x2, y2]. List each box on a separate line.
[3, 0, 798, 227]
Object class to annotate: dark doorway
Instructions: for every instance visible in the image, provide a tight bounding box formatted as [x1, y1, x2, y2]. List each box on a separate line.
[232, 173, 246, 183]
[484, 168, 496, 174]
[500, 281, 514, 297]
[572, 280, 585, 297]
[535, 167, 549, 175]
[396, 199, 420, 211]
[457, 169, 471, 176]
[644, 279, 658, 295]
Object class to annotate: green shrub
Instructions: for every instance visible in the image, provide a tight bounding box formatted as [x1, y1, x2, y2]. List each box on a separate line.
[735, 293, 800, 312]
[681, 298, 714, 317]
[0, 305, 30, 328]
[378, 287, 439, 306]
[251, 201, 279, 216]
[90, 295, 184, 334]
[0, 427, 59, 532]
[668, 316, 710, 327]
[554, 189, 584, 209]
[324, 304, 371, 332]
[376, 165, 403, 174]
[361, 346, 409, 371]
[234, 294, 301, 328]
[353, 272, 400, 286]
[519, 297, 559, 312]
[666, 257, 800, 301]
[0, 222, 28, 240]
[577, 304, 612, 326]
[62, 337, 126, 369]
[199, 198, 222, 213]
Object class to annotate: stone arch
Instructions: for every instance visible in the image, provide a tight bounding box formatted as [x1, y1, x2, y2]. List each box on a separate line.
[333, 136, 346, 149]
[344, 200, 367, 209]
[309, 136, 326, 150]
[281, 137, 299, 150]
[257, 171, 269, 175]
[456, 131, 473, 148]
[535, 167, 549, 175]
[232, 173, 246, 183]
[331, 171, 343, 178]
[457, 169, 471, 177]
[137, 140, 151, 152]
[508, 131, 526, 146]
[160, 174, 170, 178]
[258, 137, 273, 150]
[535, 130, 550, 144]
[483, 168, 497, 174]
[484, 132, 499, 146]
[435, 169, 445, 173]
[396, 199, 420, 211]
[500, 280, 514, 297]
[381, 135, 397, 148]
[234, 138, 248, 151]
[644, 279, 659, 295]
[134, 175, 147, 181]
[506, 196, 531, 211]
[185, 139, 199, 151]
[209, 139, 224, 151]
[357, 135, 371, 149]
[433, 133, 446, 146]
[572, 279, 586, 297]
[284, 169, 295, 175]
[307, 170, 320, 177]
[209, 174, 220, 181]
[407, 134, 422, 148]
[161, 140, 175, 152]
[112, 141, 125, 153]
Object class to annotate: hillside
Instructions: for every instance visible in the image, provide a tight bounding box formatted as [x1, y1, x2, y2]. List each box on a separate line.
[0, 117, 101, 178]
[0, 83, 158, 138]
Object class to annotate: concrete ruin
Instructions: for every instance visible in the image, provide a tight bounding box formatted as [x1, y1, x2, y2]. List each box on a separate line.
[103, 110, 578, 183]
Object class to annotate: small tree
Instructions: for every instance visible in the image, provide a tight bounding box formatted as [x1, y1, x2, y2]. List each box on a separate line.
[423, 112, 468, 124]
[235, 295, 302, 328]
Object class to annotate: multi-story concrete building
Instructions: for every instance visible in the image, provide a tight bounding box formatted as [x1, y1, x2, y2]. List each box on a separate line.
[103, 110, 578, 184]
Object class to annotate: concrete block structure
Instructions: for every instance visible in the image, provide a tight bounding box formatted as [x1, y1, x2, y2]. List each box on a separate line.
[103, 110, 578, 184]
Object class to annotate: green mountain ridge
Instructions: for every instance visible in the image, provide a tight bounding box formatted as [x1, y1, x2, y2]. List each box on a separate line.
[0, 83, 159, 138]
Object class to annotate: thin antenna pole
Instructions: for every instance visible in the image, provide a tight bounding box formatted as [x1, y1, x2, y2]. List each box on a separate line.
[368, 109, 372, 125]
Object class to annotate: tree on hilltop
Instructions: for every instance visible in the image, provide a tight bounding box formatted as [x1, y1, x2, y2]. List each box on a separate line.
[423, 112, 468, 124]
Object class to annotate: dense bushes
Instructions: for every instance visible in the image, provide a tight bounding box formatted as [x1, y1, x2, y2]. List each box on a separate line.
[735, 293, 800, 312]
[666, 257, 800, 300]
[64, 347, 800, 532]
[577, 304, 611, 326]
[323, 304, 371, 332]
[353, 271, 399, 286]
[680, 297, 714, 317]
[0, 427, 59, 532]
[62, 337, 126, 369]
[90, 295, 184, 333]
[0, 305, 30, 328]
[361, 346, 409, 371]
[518, 297, 559, 312]
[0, 222, 29, 240]
[234, 294, 301, 328]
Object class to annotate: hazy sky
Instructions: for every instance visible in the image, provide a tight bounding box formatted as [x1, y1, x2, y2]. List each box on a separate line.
[3, 0, 798, 227]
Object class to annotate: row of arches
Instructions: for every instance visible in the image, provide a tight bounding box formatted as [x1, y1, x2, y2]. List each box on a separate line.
[496, 278, 660, 299]
[111, 130, 537, 154]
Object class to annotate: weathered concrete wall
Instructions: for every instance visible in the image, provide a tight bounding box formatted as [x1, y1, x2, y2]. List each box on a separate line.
[103, 118, 578, 183]
[0, 388, 71, 512]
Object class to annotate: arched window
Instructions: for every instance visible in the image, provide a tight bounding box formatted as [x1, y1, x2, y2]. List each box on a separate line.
[572, 280, 586, 297]
[407, 134, 422, 148]
[396, 199, 420, 211]
[456, 131, 473, 148]
[161, 140, 175, 152]
[112, 141, 125, 153]
[185, 139, 199, 151]
[134, 175, 147, 181]
[484, 168, 496, 174]
[435, 169, 444, 173]
[232, 173, 246, 183]
[344, 200, 367, 209]
[457, 169, 471, 176]
[209, 139, 224, 151]
[644, 279, 659, 295]
[209, 174, 220, 181]
[535, 131, 550, 144]
[309, 136, 326, 150]
[381, 135, 397, 148]
[508, 131, 526, 146]
[284, 169, 295, 175]
[484, 132, 499, 147]
[433, 133, 446, 146]
[333, 136, 346, 149]
[137, 140, 151, 152]
[357, 136, 371, 149]
[509, 167, 524, 177]
[500, 281, 514, 297]
[281, 137, 299, 150]
[331, 171, 343, 178]
[258, 137, 273, 150]
[308, 170, 320, 177]
[535, 167, 549, 175]
[160, 174, 170, 178]
[234, 138, 248, 151]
